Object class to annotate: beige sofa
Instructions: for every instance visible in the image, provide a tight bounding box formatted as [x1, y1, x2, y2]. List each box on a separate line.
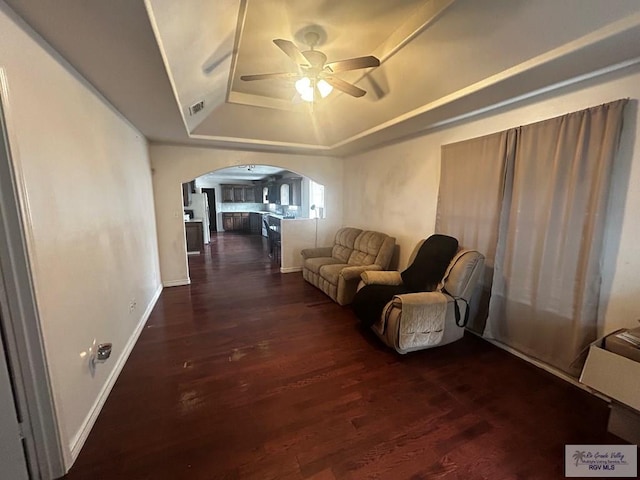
[301, 227, 396, 305]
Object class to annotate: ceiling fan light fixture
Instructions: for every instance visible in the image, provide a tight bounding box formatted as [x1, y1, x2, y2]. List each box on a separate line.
[295, 77, 312, 99]
[295, 77, 333, 102]
[317, 79, 333, 98]
[243, 37, 379, 102]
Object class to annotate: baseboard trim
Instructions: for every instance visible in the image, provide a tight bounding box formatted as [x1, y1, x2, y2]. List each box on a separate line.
[280, 266, 302, 274]
[163, 278, 190, 287]
[68, 283, 163, 463]
[470, 331, 608, 399]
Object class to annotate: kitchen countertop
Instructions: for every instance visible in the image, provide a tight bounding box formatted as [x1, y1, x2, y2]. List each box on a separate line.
[220, 211, 307, 220]
[268, 214, 310, 221]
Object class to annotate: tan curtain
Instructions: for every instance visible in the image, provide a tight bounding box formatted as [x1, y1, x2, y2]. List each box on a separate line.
[484, 100, 628, 375]
[436, 130, 516, 333]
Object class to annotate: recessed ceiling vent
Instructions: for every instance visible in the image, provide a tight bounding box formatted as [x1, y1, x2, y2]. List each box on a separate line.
[189, 100, 204, 116]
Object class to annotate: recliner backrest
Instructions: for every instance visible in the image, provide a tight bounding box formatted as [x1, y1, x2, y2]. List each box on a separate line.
[440, 249, 485, 300]
[407, 239, 426, 266]
[331, 227, 362, 263]
[405, 240, 485, 299]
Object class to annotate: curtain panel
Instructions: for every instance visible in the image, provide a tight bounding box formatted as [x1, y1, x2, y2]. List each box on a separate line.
[438, 99, 628, 375]
[436, 130, 516, 333]
[485, 99, 628, 375]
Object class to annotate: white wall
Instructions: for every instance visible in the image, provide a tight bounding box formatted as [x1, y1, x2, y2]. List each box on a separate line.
[0, 4, 161, 468]
[344, 62, 640, 336]
[150, 145, 343, 283]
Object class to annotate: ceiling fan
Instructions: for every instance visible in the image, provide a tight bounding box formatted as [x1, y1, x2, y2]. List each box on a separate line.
[240, 31, 380, 102]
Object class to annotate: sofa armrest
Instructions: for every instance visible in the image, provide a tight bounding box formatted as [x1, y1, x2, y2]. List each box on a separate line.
[360, 270, 403, 286]
[301, 246, 333, 259]
[340, 264, 382, 281]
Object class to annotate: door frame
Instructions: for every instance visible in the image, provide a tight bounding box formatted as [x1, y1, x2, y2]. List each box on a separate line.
[0, 309, 29, 479]
[202, 187, 217, 232]
[0, 69, 65, 478]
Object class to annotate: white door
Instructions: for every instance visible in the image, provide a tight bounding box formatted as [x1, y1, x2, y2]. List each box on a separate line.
[0, 311, 30, 480]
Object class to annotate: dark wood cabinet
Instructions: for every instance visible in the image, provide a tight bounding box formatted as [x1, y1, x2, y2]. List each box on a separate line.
[220, 178, 302, 206]
[232, 186, 245, 202]
[234, 213, 246, 231]
[267, 184, 279, 204]
[249, 213, 262, 234]
[244, 187, 257, 203]
[222, 213, 251, 232]
[185, 221, 204, 253]
[221, 184, 259, 203]
[264, 178, 302, 205]
[221, 185, 234, 203]
[222, 214, 234, 231]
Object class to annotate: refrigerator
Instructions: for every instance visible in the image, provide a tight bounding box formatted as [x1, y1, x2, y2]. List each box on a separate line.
[189, 193, 210, 244]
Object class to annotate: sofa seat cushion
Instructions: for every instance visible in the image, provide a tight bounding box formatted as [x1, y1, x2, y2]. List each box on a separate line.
[319, 263, 350, 286]
[304, 257, 343, 275]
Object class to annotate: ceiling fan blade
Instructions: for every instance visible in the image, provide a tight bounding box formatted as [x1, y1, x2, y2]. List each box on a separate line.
[273, 39, 310, 67]
[325, 55, 380, 73]
[240, 72, 299, 81]
[322, 76, 366, 98]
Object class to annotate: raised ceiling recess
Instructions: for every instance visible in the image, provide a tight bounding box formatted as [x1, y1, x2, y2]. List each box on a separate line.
[7, 0, 640, 154]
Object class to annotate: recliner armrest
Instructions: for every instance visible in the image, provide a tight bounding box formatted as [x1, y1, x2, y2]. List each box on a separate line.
[360, 270, 403, 286]
[391, 291, 451, 308]
[341, 264, 382, 281]
[300, 246, 333, 259]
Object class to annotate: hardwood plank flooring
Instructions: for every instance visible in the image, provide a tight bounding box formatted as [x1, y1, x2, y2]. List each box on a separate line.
[64, 233, 619, 480]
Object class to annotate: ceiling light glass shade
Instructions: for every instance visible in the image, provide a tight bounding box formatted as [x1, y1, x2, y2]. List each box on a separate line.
[295, 77, 333, 102]
[317, 79, 333, 98]
[295, 77, 314, 102]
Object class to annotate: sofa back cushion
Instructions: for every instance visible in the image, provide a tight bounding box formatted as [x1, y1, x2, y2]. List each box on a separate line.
[348, 231, 394, 266]
[331, 227, 362, 263]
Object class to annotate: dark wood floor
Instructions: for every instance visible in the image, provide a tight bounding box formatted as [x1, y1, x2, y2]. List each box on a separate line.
[64, 233, 618, 480]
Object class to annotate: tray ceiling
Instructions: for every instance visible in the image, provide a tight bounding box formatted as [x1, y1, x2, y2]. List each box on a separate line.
[5, 0, 640, 155]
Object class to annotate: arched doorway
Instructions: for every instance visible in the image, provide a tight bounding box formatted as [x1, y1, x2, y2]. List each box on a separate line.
[180, 165, 326, 274]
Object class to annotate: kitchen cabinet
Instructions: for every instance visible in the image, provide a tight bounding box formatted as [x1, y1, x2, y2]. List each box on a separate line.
[249, 213, 262, 234]
[222, 214, 234, 231]
[185, 221, 204, 253]
[244, 187, 257, 203]
[240, 213, 250, 231]
[222, 213, 251, 232]
[264, 178, 302, 205]
[221, 184, 259, 203]
[221, 185, 234, 202]
[232, 186, 245, 202]
[267, 184, 279, 204]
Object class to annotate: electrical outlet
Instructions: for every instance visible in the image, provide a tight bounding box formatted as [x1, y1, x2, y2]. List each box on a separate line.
[129, 299, 137, 313]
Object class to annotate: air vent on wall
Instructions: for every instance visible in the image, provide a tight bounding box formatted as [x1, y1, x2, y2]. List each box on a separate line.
[189, 100, 204, 116]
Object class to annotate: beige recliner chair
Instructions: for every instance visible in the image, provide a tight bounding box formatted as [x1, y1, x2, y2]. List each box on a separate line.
[358, 241, 485, 353]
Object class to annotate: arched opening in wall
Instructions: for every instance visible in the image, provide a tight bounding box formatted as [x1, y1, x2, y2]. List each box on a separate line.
[180, 165, 325, 272]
